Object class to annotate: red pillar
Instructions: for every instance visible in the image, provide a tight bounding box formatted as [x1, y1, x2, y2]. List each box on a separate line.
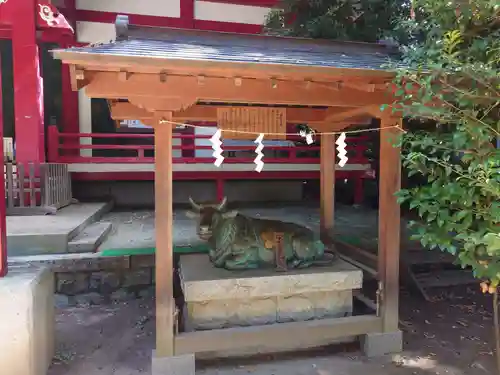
[12, 0, 45, 164]
[0, 53, 8, 278]
[61, 0, 79, 139]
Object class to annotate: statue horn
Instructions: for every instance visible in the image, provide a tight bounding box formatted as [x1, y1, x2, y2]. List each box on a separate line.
[188, 197, 202, 211]
[217, 196, 228, 210]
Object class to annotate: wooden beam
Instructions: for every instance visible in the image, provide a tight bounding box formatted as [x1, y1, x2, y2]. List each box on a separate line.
[154, 111, 175, 357]
[377, 117, 402, 333]
[320, 133, 335, 236]
[53, 51, 395, 84]
[109, 101, 153, 119]
[69, 65, 87, 91]
[323, 105, 379, 123]
[109, 102, 374, 126]
[129, 96, 196, 112]
[84, 72, 392, 107]
[174, 315, 382, 355]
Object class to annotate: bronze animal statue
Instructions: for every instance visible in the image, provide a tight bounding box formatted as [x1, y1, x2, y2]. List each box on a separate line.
[185, 197, 336, 271]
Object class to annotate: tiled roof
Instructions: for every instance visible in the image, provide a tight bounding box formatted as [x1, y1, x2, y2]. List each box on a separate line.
[57, 15, 401, 72]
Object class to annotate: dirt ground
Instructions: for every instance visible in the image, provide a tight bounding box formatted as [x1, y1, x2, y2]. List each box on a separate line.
[48, 286, 497, 375]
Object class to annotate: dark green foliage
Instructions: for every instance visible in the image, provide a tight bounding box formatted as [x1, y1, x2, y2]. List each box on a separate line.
[384, 0, 500, 285]
[265, 0, 411, 43]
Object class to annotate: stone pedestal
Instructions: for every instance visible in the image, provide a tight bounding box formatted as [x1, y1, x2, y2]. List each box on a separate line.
[0, 266, 55, 375]
[179, 254, 363, 331]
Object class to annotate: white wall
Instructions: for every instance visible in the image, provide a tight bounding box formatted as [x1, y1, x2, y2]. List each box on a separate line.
[194, 127, 216, 158]
[75, 0, 181, 18]
[76, 21, 115, 44]
[78, 90, 92, 157]
[194, 1, 271, 24]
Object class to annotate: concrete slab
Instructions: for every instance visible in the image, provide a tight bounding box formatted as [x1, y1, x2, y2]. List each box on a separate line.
[0, 266, 54, 375]
[97, 205, 388, 251]
[7, 202, 112, 256]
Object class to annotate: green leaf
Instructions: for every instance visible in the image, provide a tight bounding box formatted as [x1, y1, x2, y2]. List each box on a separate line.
[484, 233, 500, 255]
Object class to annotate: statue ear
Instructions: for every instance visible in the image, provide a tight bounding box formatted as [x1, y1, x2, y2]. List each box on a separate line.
[221, 210, 238, 219]
[185, 210, 200, 219]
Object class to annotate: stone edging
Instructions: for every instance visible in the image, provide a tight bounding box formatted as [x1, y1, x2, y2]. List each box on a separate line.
[9, 253, 155, 307]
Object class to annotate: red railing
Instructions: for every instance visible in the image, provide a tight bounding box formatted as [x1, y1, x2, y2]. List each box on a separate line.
[47, 125, 371, 165]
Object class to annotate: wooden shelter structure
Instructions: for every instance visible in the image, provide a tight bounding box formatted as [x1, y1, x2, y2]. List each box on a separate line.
[52, 15, 403, 372]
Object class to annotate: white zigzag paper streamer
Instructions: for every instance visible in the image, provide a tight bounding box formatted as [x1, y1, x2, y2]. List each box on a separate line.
[210, 128, 224, 167]
[335, 132, 348, 167]
[299, 129, 315, 145]
[254, 133, 265, 173]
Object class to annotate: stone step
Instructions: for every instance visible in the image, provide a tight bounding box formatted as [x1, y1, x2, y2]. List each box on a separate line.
[68, 222, 112, 253]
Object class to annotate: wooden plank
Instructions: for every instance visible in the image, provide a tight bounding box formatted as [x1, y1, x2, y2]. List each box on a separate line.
[18, 163, 25, 208]
[6, 163, 14, 209]
[414, 269, 476, 288]
[320, 133, 335, 235]
[402, 249, 455, 265]
[335, 240, 378, 261]
[174, 315, 382, 355]
[353, 292, 378, 312]
[338, 254, 378, 278]
[154, 111, 175, 357]
[40, 163, 48, 207]
[378, 120, 402, 333]
[29, 163, 36, 208]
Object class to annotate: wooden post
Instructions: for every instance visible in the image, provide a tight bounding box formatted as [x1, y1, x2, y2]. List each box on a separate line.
[320, 133, 335, 236]
[378, 118, 402, 332]
[154, 111, 175, 357]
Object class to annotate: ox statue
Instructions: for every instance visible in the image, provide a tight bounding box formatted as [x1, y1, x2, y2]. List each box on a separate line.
[186, 197, 336, 271]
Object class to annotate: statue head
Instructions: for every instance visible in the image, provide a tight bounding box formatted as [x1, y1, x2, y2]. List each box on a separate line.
[185, 196, 238, 240]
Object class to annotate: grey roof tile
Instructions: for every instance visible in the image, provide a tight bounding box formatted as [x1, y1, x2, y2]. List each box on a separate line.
[59, 20, 401, 71]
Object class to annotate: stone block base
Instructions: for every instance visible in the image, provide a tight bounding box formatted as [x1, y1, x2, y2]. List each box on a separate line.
[0, 266, 55, 375]
[179, 254, 363, 330]
[186, 290, 353, 330]
[362, 330, 403, 357]
[151, 352, 195, 375]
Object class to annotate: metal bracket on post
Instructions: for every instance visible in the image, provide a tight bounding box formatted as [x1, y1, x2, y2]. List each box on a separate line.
[376, 281, 384, 317]
[173, 298, 180, 335]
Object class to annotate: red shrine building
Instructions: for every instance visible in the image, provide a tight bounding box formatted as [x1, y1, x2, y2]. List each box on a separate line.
[0, 0, 375, 205]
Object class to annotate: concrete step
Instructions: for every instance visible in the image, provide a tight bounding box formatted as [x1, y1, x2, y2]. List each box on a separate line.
[67, 201, 114, 242]
[7, 202, 113, 256]
[68, 222, 113, 253]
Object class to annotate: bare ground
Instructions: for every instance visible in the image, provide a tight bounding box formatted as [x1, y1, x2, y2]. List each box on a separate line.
[48, 205, 496, 374]
[48, 286, 498, 375]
